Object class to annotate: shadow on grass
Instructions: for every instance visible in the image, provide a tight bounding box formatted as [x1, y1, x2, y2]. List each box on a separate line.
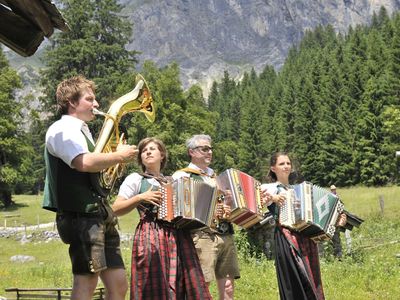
[0, 201, 29, 212]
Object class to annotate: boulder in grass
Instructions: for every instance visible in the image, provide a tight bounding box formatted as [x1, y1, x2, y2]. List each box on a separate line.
[10, 255, 35, 263]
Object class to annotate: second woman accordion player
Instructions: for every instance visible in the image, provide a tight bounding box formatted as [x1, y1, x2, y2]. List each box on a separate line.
[112, 137, 211, 300]
[261, 151, 346, 300]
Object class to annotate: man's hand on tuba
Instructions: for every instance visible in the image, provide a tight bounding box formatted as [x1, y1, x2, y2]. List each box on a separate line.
[116, 144, 138, 163]
[91, 74, 154, 196]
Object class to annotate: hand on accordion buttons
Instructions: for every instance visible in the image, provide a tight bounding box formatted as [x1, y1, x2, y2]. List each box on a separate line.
[261, 190, 273, 206]
[222, 204, 232, 218]
[336, 213, 347, 227]
[272, 194, 286, 207]
[139, 188, 163, 207]
[216, 203, 225, 219]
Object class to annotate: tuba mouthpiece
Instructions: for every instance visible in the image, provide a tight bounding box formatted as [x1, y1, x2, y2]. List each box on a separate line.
[92, 108, 107, 116]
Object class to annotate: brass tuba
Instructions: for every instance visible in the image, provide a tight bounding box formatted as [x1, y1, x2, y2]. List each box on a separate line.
[91, 74, 155, 197]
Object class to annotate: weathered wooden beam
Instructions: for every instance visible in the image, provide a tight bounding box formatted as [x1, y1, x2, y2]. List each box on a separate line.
[2, 0, 53, 36]
[0, 0, 68, 56]
[0, 5, 44, 56]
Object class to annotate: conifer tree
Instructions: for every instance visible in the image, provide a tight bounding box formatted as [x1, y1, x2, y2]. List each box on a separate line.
[40, 0, 137, 119]
[237, 86, 265, 179]
[127, 61, 217, 174]
[208, 81, 219, 111]
[355, 75, 392, 185]
[215, 71, 237, 141]
[323, 45, 357, 186]
[0, 50, 34, 207]
[387, 14, 400, 100]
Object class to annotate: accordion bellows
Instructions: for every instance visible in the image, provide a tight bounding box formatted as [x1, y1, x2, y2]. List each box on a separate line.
[157, 177, 218, 230]
[216, 169, 265, 229]
[157, 169, 265, 230]
[279, 182, 344, 241]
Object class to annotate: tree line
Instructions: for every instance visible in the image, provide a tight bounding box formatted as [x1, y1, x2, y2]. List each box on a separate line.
[1, 1, 399, 207]
[209, 6, 400, 187]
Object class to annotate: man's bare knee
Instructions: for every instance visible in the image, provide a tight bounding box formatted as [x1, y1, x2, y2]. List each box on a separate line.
[71, 274, 99, 300]
[100, 268, 128, 300]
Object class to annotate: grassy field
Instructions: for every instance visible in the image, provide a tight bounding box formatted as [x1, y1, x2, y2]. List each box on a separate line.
[1, 186, 399, 299]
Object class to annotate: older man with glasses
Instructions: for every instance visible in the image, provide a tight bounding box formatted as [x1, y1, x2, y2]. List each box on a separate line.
[173, 134, 240, 300]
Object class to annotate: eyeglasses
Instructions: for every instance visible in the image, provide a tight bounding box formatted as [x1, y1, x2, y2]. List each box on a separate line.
[193, 146, 213, 153]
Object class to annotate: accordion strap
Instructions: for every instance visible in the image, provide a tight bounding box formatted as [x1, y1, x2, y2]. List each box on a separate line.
[179, 167, 216, 179]
[179, 167, 203, 175]
[140, 172, 172, 184]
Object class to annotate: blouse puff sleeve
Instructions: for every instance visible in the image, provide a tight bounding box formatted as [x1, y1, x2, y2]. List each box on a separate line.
[118, 173, 143, 200]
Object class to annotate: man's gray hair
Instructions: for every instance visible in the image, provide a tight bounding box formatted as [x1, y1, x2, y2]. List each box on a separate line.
[186, 134, 212, 149]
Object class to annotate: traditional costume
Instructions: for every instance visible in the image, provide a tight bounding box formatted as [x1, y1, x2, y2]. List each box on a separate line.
[172, 163, 240, 283]
[118, 172, 211, 300]
[262, 182, 325, 300]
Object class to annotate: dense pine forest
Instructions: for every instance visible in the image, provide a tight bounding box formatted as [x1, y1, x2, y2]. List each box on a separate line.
[1, 2, 400, 207]
[208, 8, 400, 187]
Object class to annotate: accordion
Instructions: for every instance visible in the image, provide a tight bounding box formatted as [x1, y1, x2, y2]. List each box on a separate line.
[216, 168, 264, 229]
[157, 177, 219, 230]
[279, 182, 344, 241]
[339, 210, 364, 232]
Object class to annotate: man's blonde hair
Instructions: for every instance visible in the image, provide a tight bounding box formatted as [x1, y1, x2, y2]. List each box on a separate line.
[56, 75, 96, 114]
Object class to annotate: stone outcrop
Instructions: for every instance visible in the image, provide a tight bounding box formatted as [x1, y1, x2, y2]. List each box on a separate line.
[121, 0, 400, 95]
[4, 0, 400, 97]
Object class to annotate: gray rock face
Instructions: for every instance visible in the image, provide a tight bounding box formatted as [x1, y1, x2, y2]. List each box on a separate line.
[4, 0, 400, 97]
[122, 0, 400, 95]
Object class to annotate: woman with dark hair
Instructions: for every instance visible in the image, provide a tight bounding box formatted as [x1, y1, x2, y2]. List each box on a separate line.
[113, 137, 211, 300]
[261, 151, 325, 300]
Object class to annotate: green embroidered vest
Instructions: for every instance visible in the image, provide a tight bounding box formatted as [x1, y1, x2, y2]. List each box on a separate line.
[42, 133, 102, 213]
[137, 177, 159, 217]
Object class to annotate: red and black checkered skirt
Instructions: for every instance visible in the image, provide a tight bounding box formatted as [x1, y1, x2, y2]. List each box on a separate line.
[130, 212, 212, 300]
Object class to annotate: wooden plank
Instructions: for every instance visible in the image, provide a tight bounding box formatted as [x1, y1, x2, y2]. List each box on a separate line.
[40, 0, 70, 32]
[2, 0, 53, 36]
[0, 0, 68, 56]
[12, 293, 70, 299]
[21, 0, 54, 36]
[5, 287, 105, 300]
[0, 5, 44, 56]
[5, 288, 72, 292]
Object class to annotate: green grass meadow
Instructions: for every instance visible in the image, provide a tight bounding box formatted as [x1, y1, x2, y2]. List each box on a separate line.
[1, 186, 400, 299]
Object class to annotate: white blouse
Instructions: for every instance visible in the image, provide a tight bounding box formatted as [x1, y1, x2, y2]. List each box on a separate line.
[118, 172, 161, 200]
[260, 182, 280, 195]
[261, 182, 281, 207]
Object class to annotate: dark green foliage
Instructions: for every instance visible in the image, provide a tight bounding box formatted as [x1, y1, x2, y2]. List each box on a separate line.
[0, 50, 35, 206]
[208, 9, 400, 186]
[40, 0, 138, 124]
[5, 4, 400, 196]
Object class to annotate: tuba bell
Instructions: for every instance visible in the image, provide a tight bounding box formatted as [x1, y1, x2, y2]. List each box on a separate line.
[91, 74, 155, 197]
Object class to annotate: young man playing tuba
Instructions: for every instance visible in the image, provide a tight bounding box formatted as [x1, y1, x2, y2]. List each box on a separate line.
[42, 75, 137, 300]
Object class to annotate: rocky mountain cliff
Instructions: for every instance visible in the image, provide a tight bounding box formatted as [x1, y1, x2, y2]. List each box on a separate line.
[120, 0, 400, 96]
[5, 0, 400, 98]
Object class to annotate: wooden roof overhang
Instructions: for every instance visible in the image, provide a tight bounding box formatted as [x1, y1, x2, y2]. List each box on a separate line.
[0, 0, 69, 56]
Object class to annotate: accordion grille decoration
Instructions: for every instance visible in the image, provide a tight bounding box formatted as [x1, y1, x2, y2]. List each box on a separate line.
[279, 182, 344, 242]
